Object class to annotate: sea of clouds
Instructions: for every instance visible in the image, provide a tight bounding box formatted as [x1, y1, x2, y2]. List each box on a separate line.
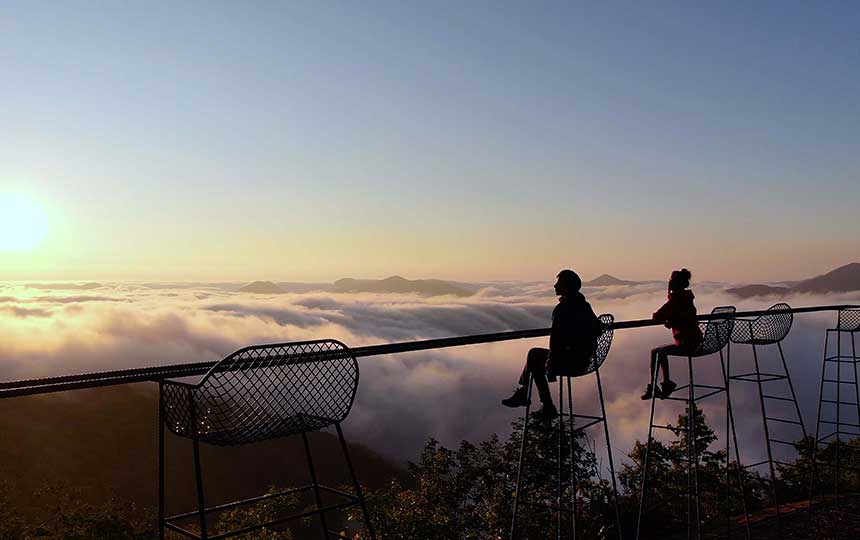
[1, 279, 859, 473]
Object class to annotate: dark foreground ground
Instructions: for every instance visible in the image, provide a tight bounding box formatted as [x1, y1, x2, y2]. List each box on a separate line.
[692, 498, 860, 540]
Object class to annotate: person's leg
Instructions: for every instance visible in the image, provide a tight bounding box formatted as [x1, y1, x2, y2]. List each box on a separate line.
[650, 347, 659, 382]
[656, 344, 683, 398]
[643, 347, 664, 400]
[505, 347, 549, 408]
[657, 347, 671, 384]
[526, 348, 553, 406]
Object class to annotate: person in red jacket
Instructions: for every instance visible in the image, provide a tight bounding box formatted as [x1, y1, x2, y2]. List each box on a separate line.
[642, 268, 703, 400]
[502, 269, 604, 421]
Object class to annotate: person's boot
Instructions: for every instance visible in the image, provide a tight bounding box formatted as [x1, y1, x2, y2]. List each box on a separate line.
[532, 402, 559, 421]
[641, 383, 662, 401]
[501, 387, 530, 408]
[660, 379, 678, 400]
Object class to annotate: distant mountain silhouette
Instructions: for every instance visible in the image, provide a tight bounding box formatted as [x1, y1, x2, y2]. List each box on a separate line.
[583, 274, 642, 287]
[26, 282, 103, 291]
[794, 263, 860, 293]
[725, 284, 791, 298]
[276, 282, 334, 294]
[332, 276, 475, 296]
[239, 280, 284, 294]
[726, 263, 860, 298]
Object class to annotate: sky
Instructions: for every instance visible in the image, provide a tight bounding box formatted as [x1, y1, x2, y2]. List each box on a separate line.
[1, 1, 858, 282]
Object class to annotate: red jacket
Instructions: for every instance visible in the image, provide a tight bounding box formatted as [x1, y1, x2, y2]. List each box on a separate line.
[652, 289, 703, 349]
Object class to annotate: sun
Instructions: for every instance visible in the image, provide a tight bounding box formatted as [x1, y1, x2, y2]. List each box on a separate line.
[0, 193, 49, 252]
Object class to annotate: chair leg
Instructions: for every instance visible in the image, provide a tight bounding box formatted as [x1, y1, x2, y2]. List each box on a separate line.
[835, 330, 842, 508]
[751, 343, 781, 528]
[720, 349, 751, 540]
[510, 374, 534, 540]
[809, 330, 831, 516]
[635, 358, 661, 540]
[565, 378, 577, 540]
[853, 333, 860, 445]
[687, 356, 701, 540]
[158, 383, 165, 540]
[189, 398, 208, 540]
[557, 379, 564, 540]
[595, 368, 623, 540]
[302, 432, 330, 540]
[335, 423, 377, 540]
[777, 342, 808, 438]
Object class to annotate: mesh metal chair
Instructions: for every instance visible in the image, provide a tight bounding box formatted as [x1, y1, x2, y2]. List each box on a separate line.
[158, 339, 376, 540]
[728, 303, 807, 528]
[637, 306, 750, 540]
[811, 307, 860, 510]
[510, 314, 622, 540]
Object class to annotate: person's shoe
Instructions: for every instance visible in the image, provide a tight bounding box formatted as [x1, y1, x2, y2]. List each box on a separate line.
[532, 403, 559, 421]
[641, 384, 662, 401]
[502, 387, 530, 408]
[660, 380, 678, 400]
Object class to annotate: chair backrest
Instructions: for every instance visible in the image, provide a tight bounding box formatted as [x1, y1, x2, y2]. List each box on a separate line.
[164, 339, 358, 446]
[577, 314, 614, 376]
[838, 308, 860, 332]
[695, 306, 736, 356]
[731, 302, 792, 344]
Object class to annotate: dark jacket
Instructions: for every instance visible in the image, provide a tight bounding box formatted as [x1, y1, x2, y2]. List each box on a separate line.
[652, 289, 703, 349]
[547, 292, 603, 377]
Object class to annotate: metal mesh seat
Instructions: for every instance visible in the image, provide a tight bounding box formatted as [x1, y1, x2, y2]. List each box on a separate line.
[689, 306, 736, 357]
[162, 340, 357, 446]
[157, 339, 375, 540]
[731, 303, 792, 345]
[574, 314, 614, 376]
[835, 308, 860, 332]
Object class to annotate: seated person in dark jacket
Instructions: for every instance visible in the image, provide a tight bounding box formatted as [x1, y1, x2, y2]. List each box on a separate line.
[502, 269, 603, 421]
[641, 268, 704, 400]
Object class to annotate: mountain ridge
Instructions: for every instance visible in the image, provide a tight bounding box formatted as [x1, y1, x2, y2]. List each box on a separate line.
[583, 274, 642, 287]
[332, 276, 475, 296]
[727, 262, 860, 298]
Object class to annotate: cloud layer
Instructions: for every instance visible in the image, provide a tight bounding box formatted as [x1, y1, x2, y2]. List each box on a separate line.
[1, 280, 858, 472]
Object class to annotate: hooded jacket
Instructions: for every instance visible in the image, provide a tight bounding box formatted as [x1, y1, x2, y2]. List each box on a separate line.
[652, 289, 703, 349]
[547, 292, 603, 377]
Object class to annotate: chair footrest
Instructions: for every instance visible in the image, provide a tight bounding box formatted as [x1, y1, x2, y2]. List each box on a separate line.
[820, 420, 860, 428]
[763, 394, 794, 402]
[821, 399, 860, 406]
[731, 373, 787, 383]
[825, 356, 860, 363]
[165, 485, 361, 540]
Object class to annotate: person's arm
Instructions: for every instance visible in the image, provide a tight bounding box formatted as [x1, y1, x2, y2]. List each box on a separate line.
[652, 300, 672, 323]
[548, 304, 564, 357]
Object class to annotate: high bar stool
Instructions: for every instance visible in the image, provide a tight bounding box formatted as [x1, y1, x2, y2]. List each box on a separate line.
[729, 303, 807, 531]
[636, 306, 750, 540]
[158, 339, 377, 540]
[510, 314, 622, 540]
[811, 307, 860, 511]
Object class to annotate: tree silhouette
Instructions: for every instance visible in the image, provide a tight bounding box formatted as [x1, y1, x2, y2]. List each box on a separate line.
[619, 404, 760, 537]
[353, 417, 616, 539]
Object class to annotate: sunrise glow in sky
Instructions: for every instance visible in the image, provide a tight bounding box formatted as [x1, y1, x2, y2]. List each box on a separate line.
[2, 2, 858, 283]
